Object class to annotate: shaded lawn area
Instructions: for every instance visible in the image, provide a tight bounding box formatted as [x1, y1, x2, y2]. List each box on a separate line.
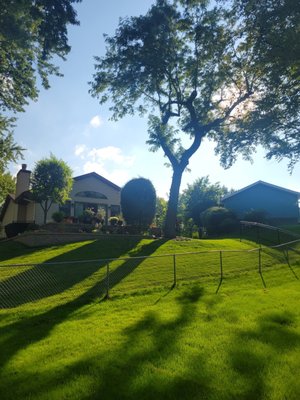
[0, 268, 300, 400]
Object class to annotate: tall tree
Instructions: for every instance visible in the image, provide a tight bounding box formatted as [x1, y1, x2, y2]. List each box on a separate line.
[180, 176, 228, 228]
[31, 155, 73, 224]
[0, 0, 81, 164]
[156, 197, 168, 229]
[90, 0, 300, 237]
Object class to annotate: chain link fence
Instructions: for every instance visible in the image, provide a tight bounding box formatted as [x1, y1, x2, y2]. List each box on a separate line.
[240, 221, 300, 246]
[1, 239, 299, 309]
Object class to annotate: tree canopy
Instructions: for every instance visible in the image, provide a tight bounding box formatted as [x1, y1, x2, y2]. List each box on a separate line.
[180, 176, 229, 228]
[0, 0, 81, 165]
[31, 155, 73, 224]
[91, 0, 299, 237]
[217, 0, 300, 169]
[156, 197, 168, 229]
[0, 171, 15, 206]
[0, 127, 24, 173]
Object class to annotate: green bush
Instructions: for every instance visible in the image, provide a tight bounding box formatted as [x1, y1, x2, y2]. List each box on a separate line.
[52, 211, 65, 223]
[243, 209, 268, 224]
[109, 216, 119, 226]
[5, 223, 31, 238]
[202, 207, 238, 236]
[78, 208, 95, 224]
[121, 178, 156, 233]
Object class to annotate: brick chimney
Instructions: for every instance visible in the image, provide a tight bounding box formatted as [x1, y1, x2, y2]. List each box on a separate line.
[16, 164, 31, 197]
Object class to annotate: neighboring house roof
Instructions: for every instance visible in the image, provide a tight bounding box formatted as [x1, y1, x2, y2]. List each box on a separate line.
[0, 194, 15, 222]
[73, 172, 121, 191]
[15, 190, 34, 205]
[222, 180, 300, 201]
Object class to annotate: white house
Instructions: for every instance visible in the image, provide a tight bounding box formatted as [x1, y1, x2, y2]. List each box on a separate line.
[0, 164, 121, 238]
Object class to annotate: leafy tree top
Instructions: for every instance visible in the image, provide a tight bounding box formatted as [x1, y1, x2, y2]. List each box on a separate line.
[31, 154, 73, 205]
[180, 176, 229, 226]
[0, 1, 81, 170]
[91, 0, 300, 168]
[0, 0, 81, 114]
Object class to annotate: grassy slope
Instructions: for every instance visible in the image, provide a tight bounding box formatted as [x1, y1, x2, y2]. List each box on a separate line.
[0, 237, 287, 307]
[0, 237, 299, 400]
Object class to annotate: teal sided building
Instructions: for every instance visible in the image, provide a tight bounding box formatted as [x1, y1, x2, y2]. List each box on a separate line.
[222, 181, 300, 224]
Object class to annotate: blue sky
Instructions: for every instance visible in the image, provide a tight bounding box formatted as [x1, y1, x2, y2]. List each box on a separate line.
[8, 0, 300, 198]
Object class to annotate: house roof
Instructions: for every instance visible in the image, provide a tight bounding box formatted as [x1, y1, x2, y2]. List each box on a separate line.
[0, 194, 15, 222]
[222, 180, 300, 201]
[15, 190, 34, 205]
[73, 172, 121, 191]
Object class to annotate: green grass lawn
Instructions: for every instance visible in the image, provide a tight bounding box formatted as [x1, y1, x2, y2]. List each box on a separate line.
[0, 236, 299, 399]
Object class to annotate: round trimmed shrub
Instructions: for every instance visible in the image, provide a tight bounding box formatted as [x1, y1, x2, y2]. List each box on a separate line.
[52, 211, 65, 223]
[78, 208, 95, 224]
[121, 178, 156, 232]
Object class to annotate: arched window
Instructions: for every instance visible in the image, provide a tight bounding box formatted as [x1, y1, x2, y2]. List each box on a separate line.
[75, 191, 107, 199]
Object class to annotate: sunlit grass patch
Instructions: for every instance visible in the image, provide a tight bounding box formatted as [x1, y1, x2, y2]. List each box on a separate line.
[0, 237, 299, 399]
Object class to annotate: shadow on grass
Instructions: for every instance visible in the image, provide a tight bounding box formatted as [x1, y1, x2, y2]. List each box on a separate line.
[0, 241, 40, 262]
[0, 286, 212, 400]
[0, 238, 167, 308]
[0, 239, 168, 371]
[229, 311, 300, 400]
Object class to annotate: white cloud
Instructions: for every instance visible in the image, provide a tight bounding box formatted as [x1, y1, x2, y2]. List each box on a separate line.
[88, 146, 135, 166]
[82, 161, 130, 187]
[89, 115, 103, 128]
[74, 145, 136, 186]
[74, 144, 88, 158]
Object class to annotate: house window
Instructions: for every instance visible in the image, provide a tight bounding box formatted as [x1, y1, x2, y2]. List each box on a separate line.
[74, 202, 107, 218]
[75, 191, 107, 199]
[110, 205, 120, 217]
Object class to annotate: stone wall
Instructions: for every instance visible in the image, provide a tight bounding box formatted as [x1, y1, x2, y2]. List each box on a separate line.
[13, 231, 144, 247]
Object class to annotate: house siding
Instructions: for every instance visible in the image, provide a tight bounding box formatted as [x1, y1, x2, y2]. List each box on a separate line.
[223, 183, 299, 220]
[72, 176, 120, 206]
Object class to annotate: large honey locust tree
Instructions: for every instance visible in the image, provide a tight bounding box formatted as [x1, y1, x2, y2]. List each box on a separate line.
[90, 0, 300, 238]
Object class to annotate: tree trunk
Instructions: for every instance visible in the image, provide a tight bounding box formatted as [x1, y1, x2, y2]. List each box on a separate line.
[163, 166, 184, 238]
[42, 199, 49, 225]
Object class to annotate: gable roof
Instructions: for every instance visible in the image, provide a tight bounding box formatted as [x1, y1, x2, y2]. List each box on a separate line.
[73, 172, 121, 191]
[0, 194, 15, 222]
[222, 180, 300, 201]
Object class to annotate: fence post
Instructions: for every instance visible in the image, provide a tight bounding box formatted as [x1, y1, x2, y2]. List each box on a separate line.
[216, 251, 223, 294]
[106, 262, 110, 299]
[258, 248, 262, 274]
[277, 229, 281, 244]
[173, 254, 177, 287]
[220, 251, 223, 281]
[257, 225, 261, 247]
[285, 248, 290, 266]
